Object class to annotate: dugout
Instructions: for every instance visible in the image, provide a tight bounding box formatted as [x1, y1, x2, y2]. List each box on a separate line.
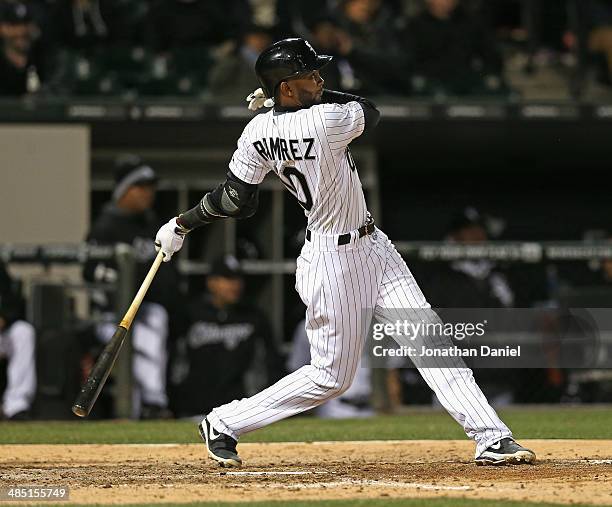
[2, 97, 612, 415]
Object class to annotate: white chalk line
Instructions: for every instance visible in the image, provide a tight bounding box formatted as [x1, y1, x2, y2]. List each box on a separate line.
[260, 479, 471, 491]
[221, 471, 329, 476]
[121, 444, 181, 447]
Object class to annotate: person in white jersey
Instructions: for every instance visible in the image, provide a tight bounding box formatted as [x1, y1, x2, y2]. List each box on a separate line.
[154, 38, 535, 468]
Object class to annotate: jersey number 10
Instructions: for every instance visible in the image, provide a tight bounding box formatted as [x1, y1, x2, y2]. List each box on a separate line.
[280, 150, 355, 212]
[280, 166, 313, 212]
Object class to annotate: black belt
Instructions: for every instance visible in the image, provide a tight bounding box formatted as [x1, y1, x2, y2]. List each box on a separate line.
[306, 221, 375, 246]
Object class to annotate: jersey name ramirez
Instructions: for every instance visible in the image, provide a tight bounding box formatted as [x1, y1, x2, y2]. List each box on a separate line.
[252, 138, 316, 162]
[229, 101, 369, 234]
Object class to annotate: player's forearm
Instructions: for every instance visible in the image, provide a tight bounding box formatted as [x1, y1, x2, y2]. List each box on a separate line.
[177, 170, 259, 231]
[321, 89, 380, 132]
[177, 190, 225, 230]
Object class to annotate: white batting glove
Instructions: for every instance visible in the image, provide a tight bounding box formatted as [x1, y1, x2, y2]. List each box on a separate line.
[246, 87, 274, 111]
[154, 217, 189, 262]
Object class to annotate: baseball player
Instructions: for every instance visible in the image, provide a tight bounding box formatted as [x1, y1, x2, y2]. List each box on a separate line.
[155, 38, 535, 467]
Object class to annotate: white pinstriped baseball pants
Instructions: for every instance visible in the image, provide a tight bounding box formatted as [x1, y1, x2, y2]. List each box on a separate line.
[208, 227, 512, 456]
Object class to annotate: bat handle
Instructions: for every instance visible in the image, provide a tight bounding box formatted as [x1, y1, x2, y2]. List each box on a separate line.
[120, 250, 164, 329]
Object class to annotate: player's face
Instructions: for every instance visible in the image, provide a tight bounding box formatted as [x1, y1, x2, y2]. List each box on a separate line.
[207, 276, 244, 306]
[426, 0, 458, 18]
[132, 183, 156, 211]
[119, 183, 156, 213]
[603, 259, 612, 281]
[454, 225, 487, 243]
[288, 70, 325, 107]
[1, 22, 33, 52]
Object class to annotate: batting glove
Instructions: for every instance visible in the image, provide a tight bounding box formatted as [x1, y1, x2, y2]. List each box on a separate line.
[154, 217, 189, 262]
[246, 88, 274, 111]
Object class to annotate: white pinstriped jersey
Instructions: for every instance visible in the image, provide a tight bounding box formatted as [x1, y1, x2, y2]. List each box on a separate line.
[229, 101, 369, 235]
[211, 100, 515, 456]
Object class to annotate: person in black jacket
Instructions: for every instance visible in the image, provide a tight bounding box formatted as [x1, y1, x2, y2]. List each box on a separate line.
[426, 207, 514, 309]
[0, 2, 46, 96]
[403, 0, 505, 96]
[0, 261, 36, 420]
[425, 207, 517, 405]
[145, 0, 234, 53]
[170, 255, 285, 418]
[84, 154, 180, 418]
[333, 0, 409, 95]
[49, 0, 139, 52]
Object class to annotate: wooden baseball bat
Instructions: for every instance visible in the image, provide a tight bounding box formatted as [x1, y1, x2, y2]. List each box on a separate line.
[72, 250, 165, 418]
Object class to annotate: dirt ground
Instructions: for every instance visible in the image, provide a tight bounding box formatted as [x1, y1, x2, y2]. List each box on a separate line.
[1, 440, 611, 505]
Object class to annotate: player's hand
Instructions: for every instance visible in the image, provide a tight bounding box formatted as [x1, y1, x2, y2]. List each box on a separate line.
[154, 217, 189, 262]
[246, 88, 274, 111]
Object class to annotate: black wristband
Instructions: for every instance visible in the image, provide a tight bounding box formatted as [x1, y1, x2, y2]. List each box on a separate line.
[321, 89, 364, 105]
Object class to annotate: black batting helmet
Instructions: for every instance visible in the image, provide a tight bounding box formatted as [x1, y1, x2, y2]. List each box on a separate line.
[255, 38, 332, 99]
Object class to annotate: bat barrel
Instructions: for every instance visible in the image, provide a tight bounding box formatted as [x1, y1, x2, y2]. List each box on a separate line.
[71, 326, 128, 418]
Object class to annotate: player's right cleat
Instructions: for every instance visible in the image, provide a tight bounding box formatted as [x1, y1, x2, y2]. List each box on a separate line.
[475, 438, 536, 466]
[199, 417, 242, 468]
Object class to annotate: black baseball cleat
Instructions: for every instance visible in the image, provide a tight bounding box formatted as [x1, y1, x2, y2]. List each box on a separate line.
[199, 417, 242, 468]
[475, 438, 536, 466]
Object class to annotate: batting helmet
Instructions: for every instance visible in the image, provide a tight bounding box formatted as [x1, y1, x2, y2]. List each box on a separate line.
[255, 38, 332, 99]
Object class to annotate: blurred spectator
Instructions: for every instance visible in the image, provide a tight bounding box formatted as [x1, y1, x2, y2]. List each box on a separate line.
[427, 207, 514, 308]
[239, 0, 278, 34]
[570, 0, 612, 86]
[146, 0, 234, 53]
[208, 24, 273, 102]
[306, 15, 358, 92]
[0, 261, 36, 420]
[403, 0, 506, 96]
[288, 318, 373, 418]
[277, 0, 337, 38]
[84, 154, 181, 419]
[169, 255, 285, 418]
[425, 207, 516, 405]
[602, 255, 612, 283]
[49, 0, 140, 53]
[333, 0, 409, 95]
[0, 1, 45, 95]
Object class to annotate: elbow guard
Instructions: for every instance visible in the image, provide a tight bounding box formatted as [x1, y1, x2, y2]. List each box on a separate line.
[217, 176, 259, 219]
[178, 172, 259, 230]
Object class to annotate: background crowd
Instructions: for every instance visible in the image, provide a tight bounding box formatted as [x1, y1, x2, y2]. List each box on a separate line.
[1, 0, 612, 99]
[2, 0, 612, 421]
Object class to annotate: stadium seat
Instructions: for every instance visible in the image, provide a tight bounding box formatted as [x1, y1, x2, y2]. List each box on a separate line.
[61, 52, 124, 96]
[98, 46, 154, 90]
[169, 46, 213, 84]
[137, 72, 203, 97]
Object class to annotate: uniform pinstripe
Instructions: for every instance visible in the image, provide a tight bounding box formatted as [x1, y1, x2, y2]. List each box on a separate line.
[208, 101, 512, 457]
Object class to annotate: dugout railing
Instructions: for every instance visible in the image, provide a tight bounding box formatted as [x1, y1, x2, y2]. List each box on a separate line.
[3, 240, 612, 418]
[2, 244, 137, 418]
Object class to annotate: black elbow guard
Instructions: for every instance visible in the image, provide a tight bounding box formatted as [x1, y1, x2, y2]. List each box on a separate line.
[178, 172, 259, 230]
[219, 177, 259, 219]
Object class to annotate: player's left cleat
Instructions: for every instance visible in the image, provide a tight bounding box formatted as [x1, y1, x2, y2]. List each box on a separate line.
[475, 438, 536, 466]
[199, 417, 242, 468]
